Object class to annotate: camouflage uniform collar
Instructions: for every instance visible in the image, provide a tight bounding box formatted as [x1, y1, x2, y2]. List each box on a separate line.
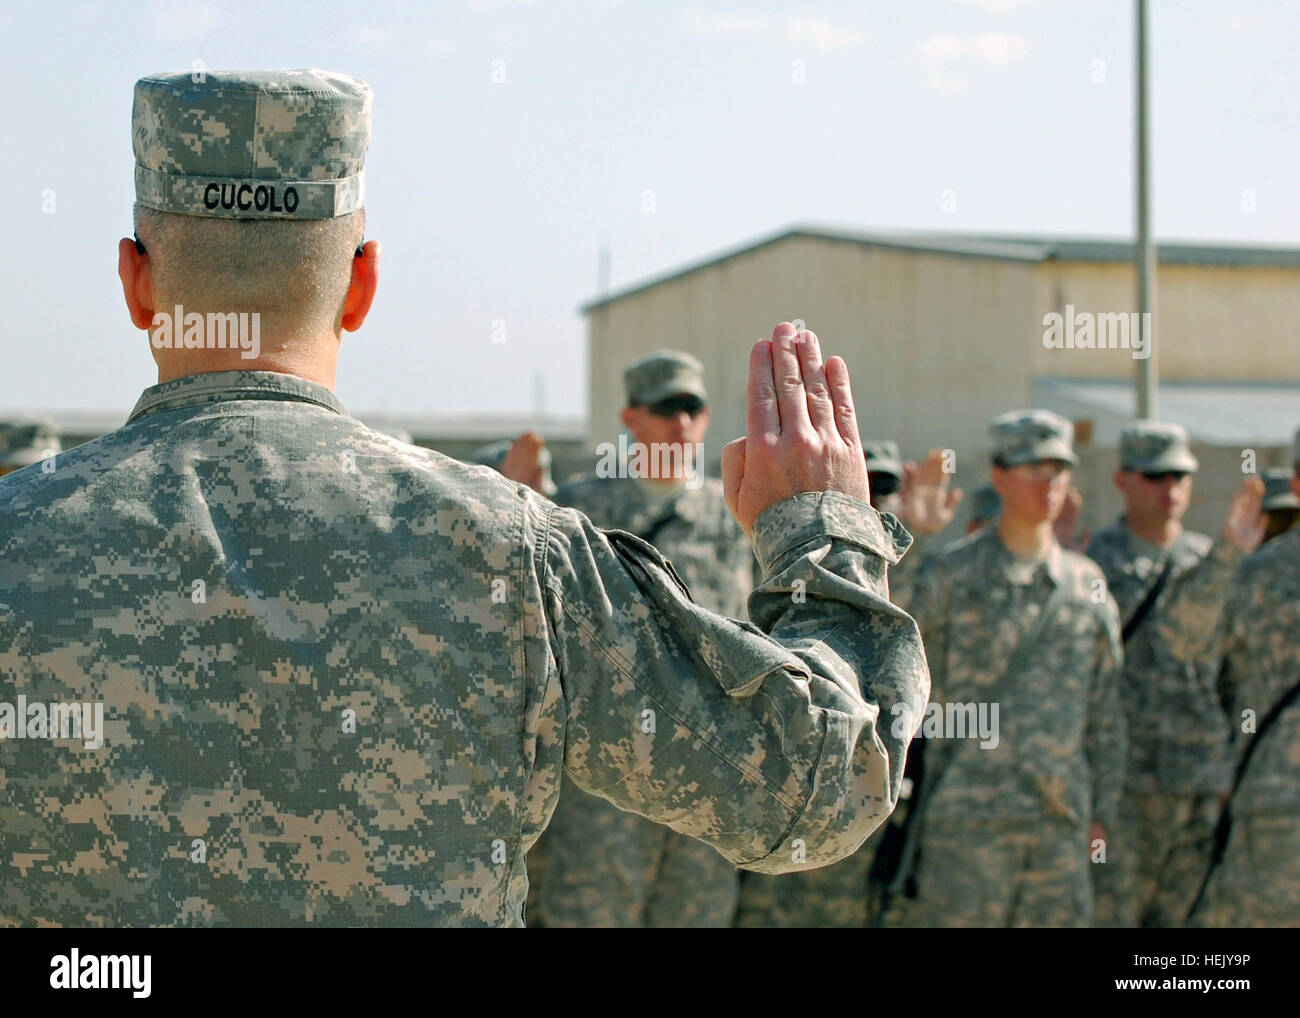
[1118, 515, 1197, 563]
[980, 526, 1066, 587]
[127, 371, 349, 423]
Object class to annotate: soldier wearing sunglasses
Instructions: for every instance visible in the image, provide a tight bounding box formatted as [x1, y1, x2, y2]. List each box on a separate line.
[538, 350, 756, 928]
[1087, 421, 1264, 927]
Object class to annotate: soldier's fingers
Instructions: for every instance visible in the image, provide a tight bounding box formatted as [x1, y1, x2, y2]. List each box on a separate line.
[771, 324, 810, 435]
[797, 330, 834, 434]
[825, 355, 861, 449]
[747, 338, 779, 439]
[920, 449, 945, 485]
[946, 488, 965, 510]
[721, 437, 746, 522]
[512, 432, 543, 457]
[1232, 476, 1264, 515]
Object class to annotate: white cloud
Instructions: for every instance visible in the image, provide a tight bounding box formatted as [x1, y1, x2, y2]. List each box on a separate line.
[786, 18, 874, 53]
[915, 33, 1029, 66]
[684, 10, 874, 52]
[427, 37, 457, 57]
[683, 10, 769, 37]
[911, 32, 1030, 92]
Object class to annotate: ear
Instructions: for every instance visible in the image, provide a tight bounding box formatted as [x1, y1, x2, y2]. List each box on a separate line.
[989, 465, 1009, 497]
[1291, 472, 1300, 501]
[1111, 469, 1128, 493]
[117, 237, 156, 330]
[341, 239, 381, 332]
[620, 405, 637, 431]
[697, 406, 711, 433]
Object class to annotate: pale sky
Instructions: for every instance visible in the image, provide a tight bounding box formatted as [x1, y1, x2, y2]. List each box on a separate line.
[2, 0, 1296, 420]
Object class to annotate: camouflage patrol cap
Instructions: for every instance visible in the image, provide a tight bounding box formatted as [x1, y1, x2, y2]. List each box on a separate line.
[862, 439, 903, 480]
[1261, 468, 1300, 512]
[133, 69, 371, 220]
[966, 484, 1002, 525]
[623, 350, 708, 406]
[0, 417, 61, 469]
[989, 409, 1078, 467]
[1118, 420, 1199, 473]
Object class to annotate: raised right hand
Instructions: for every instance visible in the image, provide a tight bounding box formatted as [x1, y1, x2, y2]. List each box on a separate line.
[898, 449, 964, 536]
[721, 322, 869, 536]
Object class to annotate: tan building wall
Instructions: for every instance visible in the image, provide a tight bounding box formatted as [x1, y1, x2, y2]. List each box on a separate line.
[1035, 262, 1300, 382]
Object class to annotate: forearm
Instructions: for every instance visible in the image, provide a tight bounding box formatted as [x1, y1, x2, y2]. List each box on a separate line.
[548, 492, 929, 873]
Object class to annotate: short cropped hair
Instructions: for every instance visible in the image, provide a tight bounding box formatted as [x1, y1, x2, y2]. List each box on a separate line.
[133, 205, 365, 331]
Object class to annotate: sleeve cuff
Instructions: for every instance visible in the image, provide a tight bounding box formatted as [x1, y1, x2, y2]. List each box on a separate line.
[750, 491, 912, 577]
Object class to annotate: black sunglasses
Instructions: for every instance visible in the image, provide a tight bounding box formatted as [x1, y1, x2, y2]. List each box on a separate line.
[645, 395, 706, 419]
[869, 473, 901, 497]
[1141, 471, 1190, 483]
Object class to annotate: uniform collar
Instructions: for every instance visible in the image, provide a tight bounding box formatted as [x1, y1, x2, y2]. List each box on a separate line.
[980, 526, 1066, 587]
[127, 371, 349, 424]
[1118, 515, 1195, 565]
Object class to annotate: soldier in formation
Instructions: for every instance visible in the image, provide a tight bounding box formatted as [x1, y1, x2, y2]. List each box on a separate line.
[1259, 467, 1299, 543]
[1085, 422, 1264, 927]
[899, 410, 1125, 927]
[537, 350, 754, 927]
[1190, 429, 1300, 928]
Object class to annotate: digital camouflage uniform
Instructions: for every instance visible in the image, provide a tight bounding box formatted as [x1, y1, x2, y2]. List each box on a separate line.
[732, 439, 913, 928]
[539, 474, 756, 928]
[900, 411, 1126, 928]
[1192, 501, 1300, 927]
[1086, 523, 1238, 927]
[0, 69, 931, 927]
[1086, 421, 1238, 927]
